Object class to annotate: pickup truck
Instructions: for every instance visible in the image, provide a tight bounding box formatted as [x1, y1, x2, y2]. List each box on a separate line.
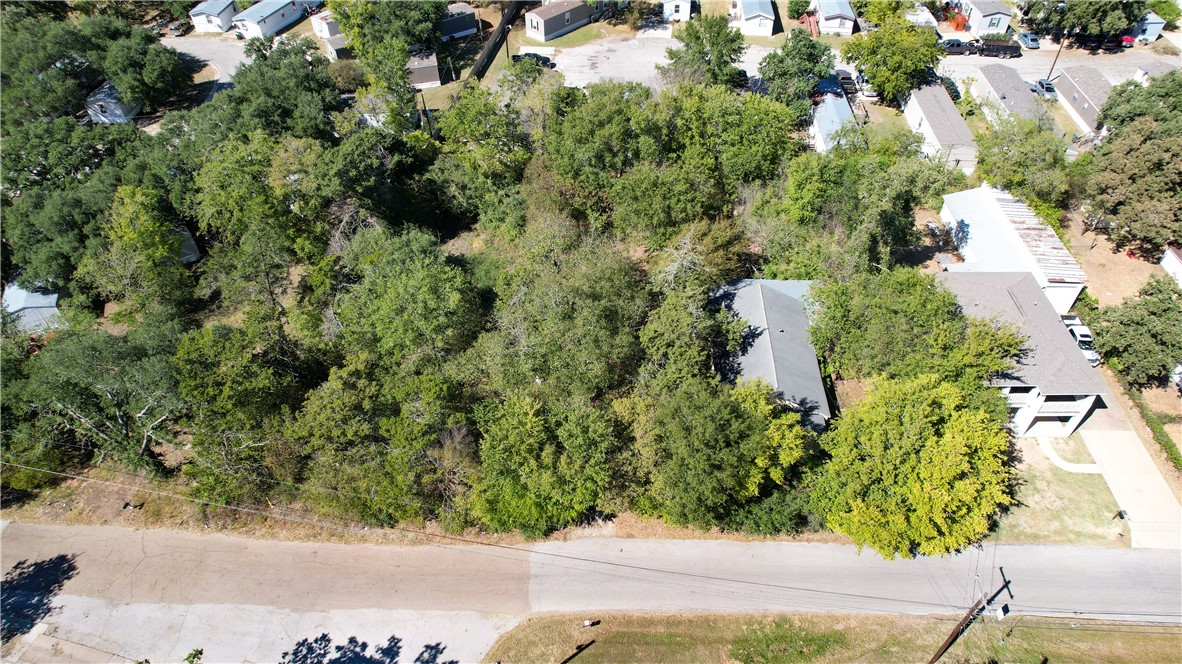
[1061, 315, 1101, 367]
[940, 38, 979, 55]
[978, 39, 1021, 59]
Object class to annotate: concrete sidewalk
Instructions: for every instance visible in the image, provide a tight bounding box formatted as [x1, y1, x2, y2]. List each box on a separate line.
[1079, 402, 1182, 550]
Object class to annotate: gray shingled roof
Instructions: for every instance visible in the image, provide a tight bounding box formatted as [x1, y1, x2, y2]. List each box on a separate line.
[721, 280, 832, 430]
[978, 64, 1047, 122]
[937, 272, 1107, 396]
[971, 0, 1012, 16]
[1062, 66, 1112, 109]
[529, 0, 587, 21]
[910, 84, 976, 148]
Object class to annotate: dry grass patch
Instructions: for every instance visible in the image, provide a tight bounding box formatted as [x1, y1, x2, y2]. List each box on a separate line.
[1048, 433, 1096, 465]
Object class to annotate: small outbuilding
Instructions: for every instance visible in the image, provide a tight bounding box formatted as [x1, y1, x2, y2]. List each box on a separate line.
[1135, 10, 1166, 42]
[408, 51, 442, 89]
[1058, 66, 1112, 133]
[903, 83, 977, 174]
[1161, 246, 1182, 288]
[810, 92, 855, 154]
[2, 282, 61, 333]
[442, 3, 480, 41]
[664, 0, 692, 22]
[323, 34, 352, 61]
[905, 3, 938, 28]
[190, 0, 238, 33]
[731, 0, 778, 37]
[1134, 61, 1178, 86]
[86, 82, 140, 124]
[311, 8, 339, 39]
[810, 0, 856, 36]
[524, 0, 597, 42]
[962, 0, 1011, 37]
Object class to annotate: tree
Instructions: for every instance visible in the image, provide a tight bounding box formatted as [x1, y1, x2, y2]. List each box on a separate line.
[1086, 117, 1182, 255]
[104, 35, 189, 107]
[661, 14, 746, 87]
[327, 59, 365, 92]
[812, 375, 1014, 559]
[976, 115, 1069, 205]
[1019, 0, 1148, 37]
[1150, 0, 1181, 29]
[787, 0, 810, 19]
[759, 29, 835, 124]
[840, 21, 943, 103]
[75, 185, 191, 314]
[1097, 71, 1182, 139]
[438, 84, 531, 188]
[861, 0, 911, 26]
[609, 161, 713, 242]
[329, 0, 447, 51]
[1094, 276, 1182, 387]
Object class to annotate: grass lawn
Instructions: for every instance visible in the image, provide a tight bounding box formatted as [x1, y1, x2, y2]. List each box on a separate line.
[817, 34, 854, 51]
[483, 613, 1182, 663]
[1042, 96, 1083, 137]
[997, 437, 1129, 546]
[519, 21, 635, 49]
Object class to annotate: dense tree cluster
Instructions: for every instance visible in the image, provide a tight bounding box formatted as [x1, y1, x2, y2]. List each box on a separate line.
[1093, 276, 1182, 388]
[840, 19, 943, 103]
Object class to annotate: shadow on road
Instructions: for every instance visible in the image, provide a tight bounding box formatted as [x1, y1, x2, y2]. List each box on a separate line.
[1, 554, 79, 643]
[280, 633, 458, 664]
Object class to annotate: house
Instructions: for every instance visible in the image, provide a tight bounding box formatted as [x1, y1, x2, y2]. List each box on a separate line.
[442, 3, 480, 41]
[86, 82, 139, 124]
[903, 83, 978, 174]
[940, 184, 1087, 314]
[232, 0, 315, 40]
[323, 34, 352, 62]
[810, 0, 856, 36]
[664, 0, 692, 22]
[720, 279, 833, 431]
[2, 282, 61, 333]
[1135, 10, 1166, 42]
[310, 8, 339, 39]
[810, 92, 855, 154]
[905, 3, 938, 27]
[971, 64, 1048, 125]
[961, 0, 1011, 36]
[938, 272, 1106, 437]
[524, 0, 596, 42]
[1058, 66, 1111, 133]
[730, 0, 778, 37]
[1161, 246, 1182, 288]
[1134, 61, 1178, 86]
[408, 51, 441, 89]
[189, 0, 237, 33]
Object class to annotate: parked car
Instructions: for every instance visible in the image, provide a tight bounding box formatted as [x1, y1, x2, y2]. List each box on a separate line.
[1101, 37, 1122, 52]
[512, 53, 556, 69]
[1061, 316, 1101, 367]
[940, 38, 979, 55]
[979, 39, 1021, 58]
[167, 20, 191, 36]
[1017, 32, 1040, 49]
[856, 72, 879, 99]
[1076, 35, 1102, 50]
[1036, 78, 1057, 99]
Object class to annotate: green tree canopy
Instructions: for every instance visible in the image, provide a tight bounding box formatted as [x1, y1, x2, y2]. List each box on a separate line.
[1097, 70, 1182, 139]
[1094, 276, 1182, 387]
[1018, 0, 1148, 37]
[758, 29, 835, 124]
[661, 14, 746, 87]
[976, 115, 1069, 206]
[840, 21, 943, 103]
[812, 374, 1014, 558]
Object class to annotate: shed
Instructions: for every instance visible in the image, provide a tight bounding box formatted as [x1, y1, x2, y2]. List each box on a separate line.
[524, 0, 597, 42]
[940, 184, 1087, 314]
[938, 272, 1106, 437]
[810, 0, 856, 36]
[190, 0, 237, 33]
[1136, 10, 1165, 42]
[810, 93, 854, 154]
[1134, 61, 1178, 86]
[903, 83, 977, 174]
[719, 279, 832, 431]
[232, 0, 314, 40]
[1058, 66, 1111, 133]
[664, 0, 692, 22]
[731, 0, 778, 37]
[963, 0, 1011, 37]
[86, 82, 140, 124]
[408, 51, 441, 89]
[323, 34, 352, 61]
[1161, 246, 1182, 288]
[311, 9, 339, 39]
[442, 3, 480, 41]
[971, 64, 1048, 125]
[2, 283, 61, 333]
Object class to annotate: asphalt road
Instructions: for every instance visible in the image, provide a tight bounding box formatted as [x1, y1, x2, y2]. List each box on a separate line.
[936, 41, 1178, 89]
[2, 522, 1179, 662]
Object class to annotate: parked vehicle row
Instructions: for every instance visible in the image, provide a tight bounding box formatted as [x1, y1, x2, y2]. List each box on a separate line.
[938, 38, 1021, 58]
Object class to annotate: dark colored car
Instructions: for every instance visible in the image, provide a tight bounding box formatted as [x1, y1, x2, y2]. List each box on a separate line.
[835, 69, 859, 95]
[1101, 37, 1122, 52]
[940, 38, 979, 55]
[512, 52, 556, 69]
[167, 20, 191, 36]
[1076, 35, 1102, 50]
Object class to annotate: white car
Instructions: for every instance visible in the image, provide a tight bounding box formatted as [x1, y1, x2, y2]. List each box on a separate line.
[1061, 315, 1101, 367]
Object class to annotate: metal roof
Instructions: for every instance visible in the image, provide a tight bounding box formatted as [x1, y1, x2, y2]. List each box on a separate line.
[190, 0, 236, 17]
[740, 0, 776, 20]
[234, 0, 300, 25]
[1062, 66, 1112, 109]
[3, 282, 60, 332]
[909, 84, 976, 149]
[812, 94, 854, 146]
[721, 280, 832, 430]
[941, 185, 1086, 286]
[970, 0, 1012, 16]
[938, 272, 1106, 396]
[815, 0, 855, 20]
[977, 64, 1046, 122]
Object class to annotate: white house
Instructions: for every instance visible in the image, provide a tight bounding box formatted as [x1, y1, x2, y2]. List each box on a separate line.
[189, 0, 237, 33]
[86, 82, 139, 124]
[940, 184, 1088, 315]
[524, 0, 597, 42]
[1135, 10, 1166, 42]
[903, 83, 978, 174]
[971, 63, 1049, 125]
[1134, 61, 1178, 86]
[810, 93, 855, 154]
[1162, 246, 1182, 288]
[1058, 65, 1111, 133]
[731, 0, 777, 37]
[2, 282, 61, 333]
[962, 0, 1011, 36]
[810, 0, 856, 36]
[323, 34, 352, 61]
[938, 272, 1107, 437]
[664, 0, 692, 22]
[232, 0, 314, 40]
[310, 8, 339, 39]
[441, 3, 480, 41]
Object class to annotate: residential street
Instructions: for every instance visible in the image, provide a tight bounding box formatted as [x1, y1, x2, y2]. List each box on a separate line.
[3, 522, 1179, 662]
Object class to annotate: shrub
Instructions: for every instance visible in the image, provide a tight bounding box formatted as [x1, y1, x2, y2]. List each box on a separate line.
[328, 60, 366, 93]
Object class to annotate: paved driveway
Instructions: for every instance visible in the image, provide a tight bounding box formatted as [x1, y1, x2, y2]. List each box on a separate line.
[937, 42, 1178, 89]
[162, 35, 249, 96]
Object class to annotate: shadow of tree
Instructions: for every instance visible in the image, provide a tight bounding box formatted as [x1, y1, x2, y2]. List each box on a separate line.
[280, 633, 457, 664]
[1, 554, 80, 643]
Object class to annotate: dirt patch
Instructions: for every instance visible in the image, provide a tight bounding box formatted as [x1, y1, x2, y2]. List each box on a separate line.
[833, 378, 870, 411]
[577, 512, 849, 544]
[1142, 385, 1182, 418]
[1065, 213, 1167, 306]
[895, 209, 956, 273]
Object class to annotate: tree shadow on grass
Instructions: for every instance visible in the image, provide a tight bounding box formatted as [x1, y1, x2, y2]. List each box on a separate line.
[1, 554, 79, 643]
[280, 633, 457, 664]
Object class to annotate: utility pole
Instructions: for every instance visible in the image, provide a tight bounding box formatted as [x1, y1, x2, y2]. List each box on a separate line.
[928, 568, 1014, 664]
